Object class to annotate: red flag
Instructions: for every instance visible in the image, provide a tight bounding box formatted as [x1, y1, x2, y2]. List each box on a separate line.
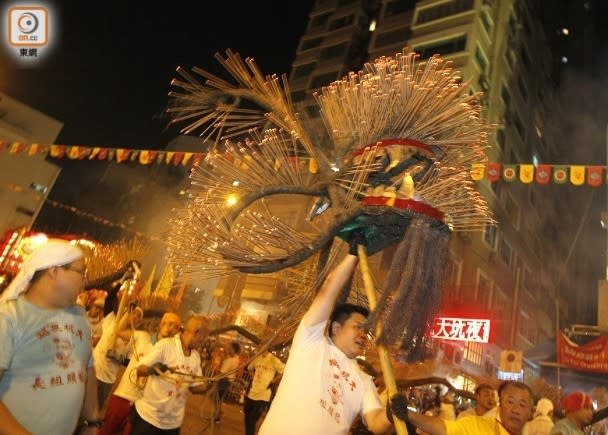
[535, 164, 551, 184]
[172, 152, 184, 166]
[97, 148, 109, 160]
[485, 163, 501, 182]
[0, 141, 8, 152]
[50, 145, 66, 158]
[587, 166, 604, 187]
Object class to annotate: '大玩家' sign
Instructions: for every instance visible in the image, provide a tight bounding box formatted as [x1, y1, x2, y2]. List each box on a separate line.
[431, 317, 491, 343]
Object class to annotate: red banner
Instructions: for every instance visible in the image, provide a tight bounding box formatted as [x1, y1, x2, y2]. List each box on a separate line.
[557, 332, 608, 373]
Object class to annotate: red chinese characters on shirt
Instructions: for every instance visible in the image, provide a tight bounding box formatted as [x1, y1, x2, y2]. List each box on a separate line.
[320, 358, 358, 424]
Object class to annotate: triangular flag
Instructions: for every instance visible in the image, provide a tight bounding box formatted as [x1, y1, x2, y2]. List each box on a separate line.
[116, 149, 131, 163]
[9, 142, 25, 154]
[535, 164, 551, 184]
[165, 152, 175, 164]
[89, 147, 100, 159]
[486, 163, 501, 182]
[0, 141, 8, 152]
[172, 152, 184, 166]
[49, 145, 65, 158]
[502, 165, 517, 182]
[27, 143, 40, 156]
[471, 163, 485, 181]
[182, 152, 193, 166]
[156, 152, 166, 164]
[519, 164, 534, 184]
[107, 149, 116, 161]
[97, 148, 109, 160]
[309, 158, 319, 174]
[192, 153, 203, 167]
[553, 166, 568, 184]
[139, 150, 156, 165]
[587, 166, 604, 187]
[570, 166, 585, 186]
[129, 150, 139, 161]
[68, 146, 81, 159]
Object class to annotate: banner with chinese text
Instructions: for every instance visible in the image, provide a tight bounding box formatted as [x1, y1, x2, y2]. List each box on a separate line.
[557, 332, 608, 373]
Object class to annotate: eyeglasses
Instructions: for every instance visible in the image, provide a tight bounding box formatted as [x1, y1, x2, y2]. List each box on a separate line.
[61, 265, 87, 280]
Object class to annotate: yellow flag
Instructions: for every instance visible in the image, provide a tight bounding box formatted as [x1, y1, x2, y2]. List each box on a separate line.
[308, 158, 318, 174]
[182, 152, 193, 166]
[470, 163, 485, 181]
[519, 164, 534, 184]
[570, 165, 585, 186]
[165, 152, 175, 164]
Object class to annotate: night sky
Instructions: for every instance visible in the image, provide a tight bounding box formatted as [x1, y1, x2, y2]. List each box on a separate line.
[1, 1, 313, 148]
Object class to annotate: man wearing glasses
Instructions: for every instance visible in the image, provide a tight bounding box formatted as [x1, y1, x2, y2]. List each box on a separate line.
[0, 238, 101, 434]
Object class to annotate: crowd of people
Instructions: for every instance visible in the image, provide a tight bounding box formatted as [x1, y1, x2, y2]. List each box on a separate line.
[0, 239, 606, 435]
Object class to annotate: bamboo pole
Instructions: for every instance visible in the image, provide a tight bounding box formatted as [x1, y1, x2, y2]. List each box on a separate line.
[357, 244, 407, 435]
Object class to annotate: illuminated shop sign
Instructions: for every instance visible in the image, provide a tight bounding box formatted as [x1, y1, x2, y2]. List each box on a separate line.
[431, 317, 491, 343]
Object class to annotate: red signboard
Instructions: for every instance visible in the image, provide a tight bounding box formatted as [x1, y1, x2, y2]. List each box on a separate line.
[431, 317, 491, 343]
[557, 332, 608, 373]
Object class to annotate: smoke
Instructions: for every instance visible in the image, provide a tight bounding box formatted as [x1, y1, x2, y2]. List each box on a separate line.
[543, 68, 608, 324]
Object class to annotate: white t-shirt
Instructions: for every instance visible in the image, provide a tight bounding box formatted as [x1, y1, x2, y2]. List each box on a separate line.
[92, 313, 130, 383]
[247, 352, 285, 402]
[220, 355, 240, 380]
[259, 320, 383, 435]
[134, 335, 203, 430]
[112, 330, 153, 402]
[0, 297, 93, 435]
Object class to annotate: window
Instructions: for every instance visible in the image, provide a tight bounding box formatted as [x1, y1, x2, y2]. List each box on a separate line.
[291, 63, 316, 80]
[498, 237, 513, 266]
[374, 28, 411, 47]
[384, 0, 415, 18]
[520, 47, 531, 71]
[518, 311, 536, 344]
[320, 42, 349, 61]
[310, 13, 331, 29]
[444, 252, 462, 288]
[480, 10, 492, 34]
[517, 76, 528, 101]
[483, 224, 497, 249]
[512, 111, 525, 141]
[416, 0, 474, 24]
[415, 35, 467, 60]
[310, 72, 338, 89]
[492, 286, 510, 321]
[328, 14, 355, 31]
[475, 45, 488, 73]
[501, 84, 510, 108]
[300, 37, 323, 51]
[464, 341, 483, 366]
[476, 269, 492, 309]
[496, 128, 506, 149]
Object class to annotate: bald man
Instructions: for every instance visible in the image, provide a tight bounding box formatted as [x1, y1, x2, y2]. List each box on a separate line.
[132, 315, 210, 434]
[0, 239, 101, 434]
[99, 311, 182, 435]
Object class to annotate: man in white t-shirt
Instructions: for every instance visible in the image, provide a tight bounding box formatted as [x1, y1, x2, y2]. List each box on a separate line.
[215, 341, 241, 422]
[98, 311, 182, 435]
[131, 315, 209, 434]
[93, 303, 143, 408]
[244, 349, 285, 435]
[259, 254, 393, 435]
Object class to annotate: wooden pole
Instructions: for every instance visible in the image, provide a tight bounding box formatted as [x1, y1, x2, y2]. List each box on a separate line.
[357, 244, 407, 435]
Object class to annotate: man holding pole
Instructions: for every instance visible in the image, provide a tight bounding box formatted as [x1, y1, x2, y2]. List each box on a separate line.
[259, 245, 394, 434]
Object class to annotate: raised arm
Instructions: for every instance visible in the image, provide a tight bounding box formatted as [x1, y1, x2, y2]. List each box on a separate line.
[301, 254, 359, 327]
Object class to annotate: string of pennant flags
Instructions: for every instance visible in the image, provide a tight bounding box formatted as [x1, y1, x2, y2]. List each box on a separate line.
[1, 140, 606, 186]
